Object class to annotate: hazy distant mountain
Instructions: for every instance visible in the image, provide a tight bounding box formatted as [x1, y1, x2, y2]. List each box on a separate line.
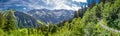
[14, 12, 39, 28]
[27, 9, 74, 24]
[13, 9, 74, 28]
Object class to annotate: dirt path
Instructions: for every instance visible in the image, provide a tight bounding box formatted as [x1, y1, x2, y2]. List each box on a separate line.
[98, 19, 120, 33]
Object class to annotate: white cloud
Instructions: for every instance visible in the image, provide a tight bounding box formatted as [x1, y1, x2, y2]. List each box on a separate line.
[42, 0, 51, 5]
[40, 0, 73, 10]
[72, 0, 87, 2]
[72, 4, 81, 10]
[1, 0, 87, 11]
[23, 7, 27, 10]
[39, 0, 87, 10]
[53, 4, 72, 10]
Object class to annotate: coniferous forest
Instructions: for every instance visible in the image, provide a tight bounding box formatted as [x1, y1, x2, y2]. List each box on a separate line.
[0, 0, 120, 36]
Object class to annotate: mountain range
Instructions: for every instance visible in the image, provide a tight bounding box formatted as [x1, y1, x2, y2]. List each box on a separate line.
[14, 9, 74, 28]
[26, 9, 74, 24]
[14, 11, 39, 28]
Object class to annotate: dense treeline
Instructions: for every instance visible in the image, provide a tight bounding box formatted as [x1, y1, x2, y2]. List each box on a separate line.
[0, 0, 120, 36]
[0, 10, 16, 32]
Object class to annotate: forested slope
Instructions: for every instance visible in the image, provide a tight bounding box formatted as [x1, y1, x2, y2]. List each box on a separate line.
[0, 0, 120, 36]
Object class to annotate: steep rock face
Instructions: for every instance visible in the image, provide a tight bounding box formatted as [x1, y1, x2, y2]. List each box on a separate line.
[14, 12, 39, 28]
[27, 9, 74, 24]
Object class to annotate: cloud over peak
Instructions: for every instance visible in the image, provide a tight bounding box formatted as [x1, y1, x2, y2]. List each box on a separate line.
[0, 0, 87, 11]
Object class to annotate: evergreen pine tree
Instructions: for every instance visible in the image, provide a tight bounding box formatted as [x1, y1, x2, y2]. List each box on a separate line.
[0, 12, 5, 29]
[4, 9, 16, 31]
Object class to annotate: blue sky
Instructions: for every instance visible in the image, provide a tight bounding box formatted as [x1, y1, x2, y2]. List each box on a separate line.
[0, 0, 98, 12]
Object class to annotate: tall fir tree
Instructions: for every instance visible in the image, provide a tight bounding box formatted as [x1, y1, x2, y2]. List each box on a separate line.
[4, 10, 16, 31]
[0, 12, 5, 29]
